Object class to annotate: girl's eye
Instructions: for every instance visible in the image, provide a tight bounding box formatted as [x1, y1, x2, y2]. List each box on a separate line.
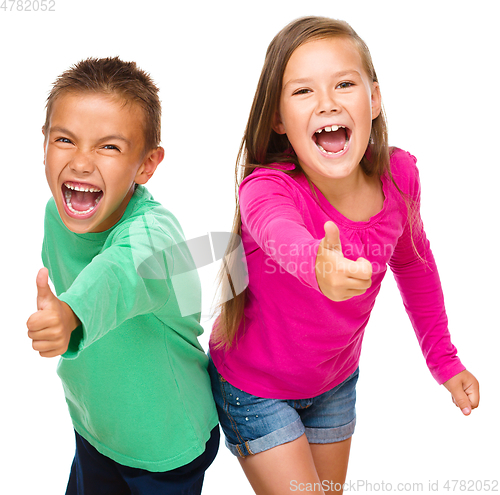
[292, 88, 311, 95]
[337, 82, 354, 89]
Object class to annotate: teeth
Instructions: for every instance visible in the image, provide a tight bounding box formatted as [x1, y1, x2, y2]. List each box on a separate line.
[66, 203, 96, 215]
[315, 125, 344, 134]
[64, 182, 102, 193]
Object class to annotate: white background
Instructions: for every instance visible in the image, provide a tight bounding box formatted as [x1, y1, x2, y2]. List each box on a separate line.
[1, 0, 499, 493]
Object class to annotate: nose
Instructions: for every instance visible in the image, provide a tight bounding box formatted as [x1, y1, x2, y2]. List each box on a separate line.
[69, 149, 94, 175]
[317, 90, 340, 115]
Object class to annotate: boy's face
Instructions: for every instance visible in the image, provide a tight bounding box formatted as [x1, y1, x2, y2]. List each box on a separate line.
[44, 92, 161, 234]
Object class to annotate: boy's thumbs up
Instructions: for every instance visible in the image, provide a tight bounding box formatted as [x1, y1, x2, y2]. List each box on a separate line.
[36, 267, 57, 310]
[27, 268, 80, 358]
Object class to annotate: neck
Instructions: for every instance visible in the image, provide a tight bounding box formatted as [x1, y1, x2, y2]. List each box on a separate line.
[306, 166, 367, 205]
[303, 166, 384, 222]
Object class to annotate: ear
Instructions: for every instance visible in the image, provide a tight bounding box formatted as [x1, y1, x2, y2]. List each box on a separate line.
[135, 147, 165, 185]
[371, 82, 382, 120]
[42, 126, 47, 166]
[272, 111, 286, 135]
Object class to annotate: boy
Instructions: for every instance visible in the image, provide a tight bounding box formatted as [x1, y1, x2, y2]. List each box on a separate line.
[26, 57, 219, 495]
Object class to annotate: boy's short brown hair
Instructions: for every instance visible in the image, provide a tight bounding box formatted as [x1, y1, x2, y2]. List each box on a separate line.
[44, 57, 161, 152]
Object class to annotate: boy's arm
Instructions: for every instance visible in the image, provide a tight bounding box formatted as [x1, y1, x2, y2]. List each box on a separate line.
[31, 209, 179, 358]
[58, 214, 174, 357]
[27, 268, 80, 358]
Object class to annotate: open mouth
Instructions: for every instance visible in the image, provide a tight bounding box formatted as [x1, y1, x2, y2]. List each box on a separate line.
[62, 181, 103, 217]
[312, 125, 350, 155]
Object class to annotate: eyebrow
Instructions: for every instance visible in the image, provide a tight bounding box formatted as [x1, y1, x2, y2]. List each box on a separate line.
[49, 126, 77, 139]
[283, 70, 362, 89]
[97, 134, 132, 146]
[49, 126, 131, 146]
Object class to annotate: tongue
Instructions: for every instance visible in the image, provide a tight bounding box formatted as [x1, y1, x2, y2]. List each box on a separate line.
[71, 190, 101, 211]
[316, 128, 347, 153]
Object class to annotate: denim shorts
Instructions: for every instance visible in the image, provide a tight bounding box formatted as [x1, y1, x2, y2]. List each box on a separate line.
[208, 358, 358, 458]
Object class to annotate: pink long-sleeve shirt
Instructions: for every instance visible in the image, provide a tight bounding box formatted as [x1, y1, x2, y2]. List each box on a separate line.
[209, 148, 465, 399]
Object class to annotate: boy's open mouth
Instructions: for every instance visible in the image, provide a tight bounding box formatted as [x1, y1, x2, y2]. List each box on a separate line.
[62, 182, 103, 216]
[312, 125, 350, 154]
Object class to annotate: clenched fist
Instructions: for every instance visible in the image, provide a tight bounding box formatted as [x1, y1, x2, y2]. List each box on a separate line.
[443, 370, 480, 416]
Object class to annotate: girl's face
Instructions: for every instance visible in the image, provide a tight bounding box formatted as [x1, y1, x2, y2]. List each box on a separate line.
[274, 37, 381, 184]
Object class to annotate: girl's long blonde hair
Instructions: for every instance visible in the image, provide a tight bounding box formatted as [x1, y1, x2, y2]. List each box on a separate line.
[212, 16, 410, 350]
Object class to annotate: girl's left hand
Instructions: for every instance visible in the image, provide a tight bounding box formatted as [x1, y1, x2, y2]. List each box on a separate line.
[443, 370, 480, 415]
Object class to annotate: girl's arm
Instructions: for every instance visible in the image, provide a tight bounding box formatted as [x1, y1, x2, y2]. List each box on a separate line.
[240, 173, 322, 289]
[240, 172, 371, 298]
[388, 156, 479, 413]
[389, 218, 465, 383]
[389, 188, 465, 384]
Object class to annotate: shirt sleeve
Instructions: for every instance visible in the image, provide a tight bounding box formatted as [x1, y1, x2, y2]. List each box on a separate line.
[388, 159, 465, 384]
[239, 172, 322, 291]
[58, 211, 174, 358]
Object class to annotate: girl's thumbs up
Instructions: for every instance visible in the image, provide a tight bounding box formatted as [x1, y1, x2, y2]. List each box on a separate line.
[322, 221, 342, 253]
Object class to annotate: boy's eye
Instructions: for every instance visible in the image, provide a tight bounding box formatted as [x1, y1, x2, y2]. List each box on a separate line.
[102, 145, 120, 151]
[56, 137, 73, 144]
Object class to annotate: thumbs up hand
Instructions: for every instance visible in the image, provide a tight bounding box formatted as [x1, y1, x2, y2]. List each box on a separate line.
[315, 221, 373, 302]
[26, 268, 80, 358]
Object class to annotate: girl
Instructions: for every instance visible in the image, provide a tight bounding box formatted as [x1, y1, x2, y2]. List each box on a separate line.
[208, 16, 479, 495]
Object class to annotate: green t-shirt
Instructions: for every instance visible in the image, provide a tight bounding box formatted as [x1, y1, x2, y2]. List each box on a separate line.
[42, 185, 218, 472]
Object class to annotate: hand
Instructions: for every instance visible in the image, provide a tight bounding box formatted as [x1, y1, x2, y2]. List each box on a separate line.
[26, 268, 80, 358]
[315, 221, 372, 302]
[443, 370, 480, 416]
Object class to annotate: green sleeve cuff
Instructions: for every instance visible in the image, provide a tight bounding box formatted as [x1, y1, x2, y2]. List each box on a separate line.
[62, 324, 84, 360]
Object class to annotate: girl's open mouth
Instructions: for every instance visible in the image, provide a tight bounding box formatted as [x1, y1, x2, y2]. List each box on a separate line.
[62, 181, 103, 218]
[312, 125, 350, 155]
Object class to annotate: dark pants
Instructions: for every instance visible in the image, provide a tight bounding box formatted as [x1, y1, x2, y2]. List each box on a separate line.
[66, 426, 220, 495]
